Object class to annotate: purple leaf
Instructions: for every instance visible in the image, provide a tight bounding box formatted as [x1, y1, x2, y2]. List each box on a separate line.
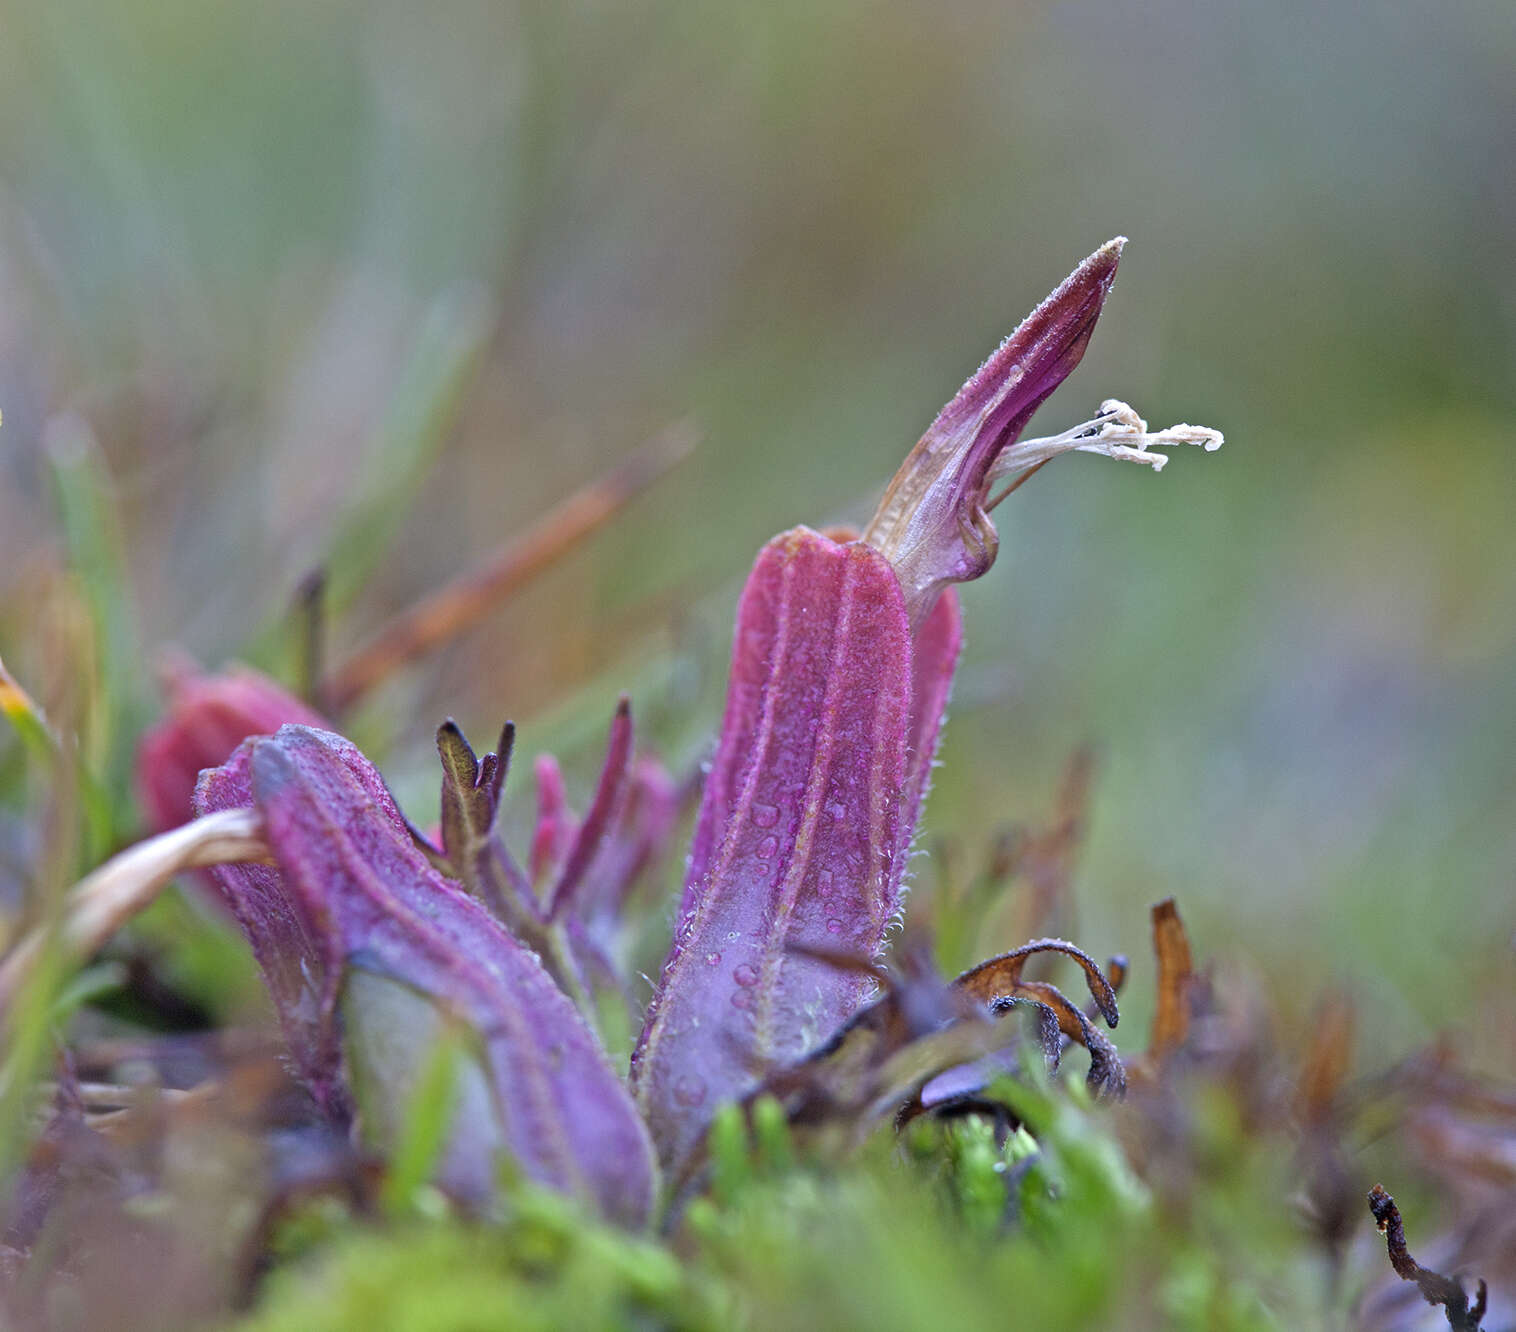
[863, 240, 1124, 624]
[547, 697, 634, 922]
[529, 754, 575, 887]
[560, 749, 682, 1005]
[632, 528, 920, 1170]
[195, 742, 350, 1125]
[577, 755, 680, 937]
[199, 724, 657, 1226]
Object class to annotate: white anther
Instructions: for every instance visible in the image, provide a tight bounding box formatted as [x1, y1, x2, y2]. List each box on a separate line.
[988, 399, 1224, 484]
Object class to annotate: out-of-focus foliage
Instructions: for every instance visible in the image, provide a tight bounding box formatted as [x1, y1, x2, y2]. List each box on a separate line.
[2, 0, 1511, 1027]
[233, 1075, 1329, 1332]
[1, 0, 1513, 1328]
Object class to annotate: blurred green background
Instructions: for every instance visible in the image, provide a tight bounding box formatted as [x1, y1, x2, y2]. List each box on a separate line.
[1, 0, 1512, 1068]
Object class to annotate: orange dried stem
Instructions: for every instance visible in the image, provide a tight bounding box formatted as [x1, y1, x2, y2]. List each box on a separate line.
[1147, 897, 1194, 1060]
[324, 422, 696, 712]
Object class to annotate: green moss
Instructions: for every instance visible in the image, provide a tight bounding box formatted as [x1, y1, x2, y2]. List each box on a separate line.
[234, 1061, 1360, 1332]
[241, 1192, 722, 1332]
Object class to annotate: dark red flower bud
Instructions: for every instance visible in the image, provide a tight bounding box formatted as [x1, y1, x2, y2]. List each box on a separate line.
[135, 664, 325, 832]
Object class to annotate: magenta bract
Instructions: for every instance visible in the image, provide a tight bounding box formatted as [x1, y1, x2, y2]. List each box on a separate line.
[630, 528, 961, 1168]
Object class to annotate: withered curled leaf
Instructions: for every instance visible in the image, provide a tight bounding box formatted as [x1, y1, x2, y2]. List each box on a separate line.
[954, 937, 1125, 1098]
[667, 948, 1000, 1198]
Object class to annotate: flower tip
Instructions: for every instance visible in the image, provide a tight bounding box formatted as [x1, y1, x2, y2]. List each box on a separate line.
[863, 242, 1132, 621]
[1067, 236, 1124, 299]
[1048, 237, 1124, 308]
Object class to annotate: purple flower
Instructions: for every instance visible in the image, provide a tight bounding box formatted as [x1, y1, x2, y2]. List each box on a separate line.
[191, 242, 1220, 1219]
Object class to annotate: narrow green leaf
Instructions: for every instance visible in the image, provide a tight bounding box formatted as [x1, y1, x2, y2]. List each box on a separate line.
[44, 413, 148, 781]
[380, 1001, 468, 1218]
[0, 656, 58, 763]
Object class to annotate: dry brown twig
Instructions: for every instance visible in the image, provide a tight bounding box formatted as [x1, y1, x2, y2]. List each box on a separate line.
[0, 809, 271, 1007]
[1368, 1184, 1488, 1331]
[322, 420, 698, 712]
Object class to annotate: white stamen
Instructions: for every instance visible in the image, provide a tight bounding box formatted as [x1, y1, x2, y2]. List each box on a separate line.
[988, 399, 1224, 484]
